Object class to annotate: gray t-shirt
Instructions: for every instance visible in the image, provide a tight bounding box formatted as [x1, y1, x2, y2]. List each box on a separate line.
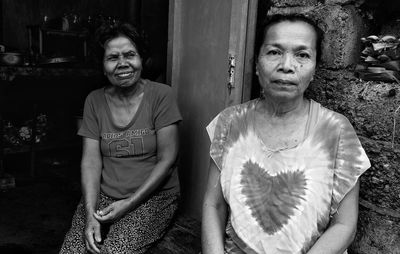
[79, 80, 182, 198]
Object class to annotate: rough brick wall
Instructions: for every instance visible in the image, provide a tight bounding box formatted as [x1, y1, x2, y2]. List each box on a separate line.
[264, 0, 400, 253]
[325, 0, 365, 5]
[269, 0, 318, 7]
[306, 68, 400, 253]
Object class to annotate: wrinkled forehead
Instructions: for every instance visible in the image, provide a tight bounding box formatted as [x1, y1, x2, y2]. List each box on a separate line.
[104, 35, 135, 47]
[263, 21, 317, 48]
[104, 36, 138, 52]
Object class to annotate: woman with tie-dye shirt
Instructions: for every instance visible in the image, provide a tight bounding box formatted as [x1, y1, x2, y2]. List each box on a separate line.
[202, 14, 370, 254]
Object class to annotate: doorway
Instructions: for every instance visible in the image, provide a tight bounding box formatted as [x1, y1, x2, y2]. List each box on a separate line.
[168, 0, 259, 219]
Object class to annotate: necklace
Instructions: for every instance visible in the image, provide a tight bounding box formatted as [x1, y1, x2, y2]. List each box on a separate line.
[252, 98, 311, 152]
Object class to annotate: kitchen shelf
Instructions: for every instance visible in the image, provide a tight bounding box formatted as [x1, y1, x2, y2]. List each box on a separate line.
[0, 65, 100, 81]
[2, 136, 81, 177]
[3, 137, 80, 155]
[0, 67, 92, 177]
[40, 27, 89, 37]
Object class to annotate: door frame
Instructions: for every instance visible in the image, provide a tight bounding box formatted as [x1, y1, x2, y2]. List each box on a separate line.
[165, 0, 259, 218]
[167, 0, 258, 105]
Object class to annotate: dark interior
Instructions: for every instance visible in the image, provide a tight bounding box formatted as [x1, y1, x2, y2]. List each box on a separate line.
[0, 1, 200, 253]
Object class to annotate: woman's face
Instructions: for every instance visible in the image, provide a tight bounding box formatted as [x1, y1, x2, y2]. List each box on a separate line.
[103, 35, 142, 88]
[256, 21, 317, 101]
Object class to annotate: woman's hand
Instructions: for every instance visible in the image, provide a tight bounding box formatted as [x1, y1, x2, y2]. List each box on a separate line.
[81, 137, 103, 253]
[307, 180, 360, 254]
[85, 215, 102, 254]
[93, 199, 131, 223]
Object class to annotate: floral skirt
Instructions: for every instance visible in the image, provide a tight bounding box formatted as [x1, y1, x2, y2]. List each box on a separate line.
[60, 190, 179, 254]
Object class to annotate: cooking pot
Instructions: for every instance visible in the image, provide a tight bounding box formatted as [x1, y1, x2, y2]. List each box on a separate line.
[0, 52, 24, 66]
[38, 56, 77, 65]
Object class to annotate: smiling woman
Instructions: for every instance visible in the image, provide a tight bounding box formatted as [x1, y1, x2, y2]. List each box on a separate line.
[103, 36, 143, 89]
[60, 22, 182, 254]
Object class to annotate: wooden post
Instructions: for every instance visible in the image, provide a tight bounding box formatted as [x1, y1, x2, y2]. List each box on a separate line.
[0, 78, 15, 190]
[0, 0, 3, 43]
[0, 111, 4, 177]
[0, 76, 5, 177]
[125, 0, 141, 27]
[30, 103, 38, 178]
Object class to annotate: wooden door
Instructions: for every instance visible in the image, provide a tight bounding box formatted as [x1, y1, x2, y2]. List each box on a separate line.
[167, 0, 258, 219]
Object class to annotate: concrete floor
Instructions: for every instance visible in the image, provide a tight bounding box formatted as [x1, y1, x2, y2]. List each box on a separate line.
[0, 152, 81, 254]
[0, 151, 201, 254]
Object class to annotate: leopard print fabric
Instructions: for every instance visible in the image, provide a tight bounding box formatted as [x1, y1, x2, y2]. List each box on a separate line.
[60, 190, 179, 254]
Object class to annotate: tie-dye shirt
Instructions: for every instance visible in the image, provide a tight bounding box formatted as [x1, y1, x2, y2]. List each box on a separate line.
[206, 99, 370, 254]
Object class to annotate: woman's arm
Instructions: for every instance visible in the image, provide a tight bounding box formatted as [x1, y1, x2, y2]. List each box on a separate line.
[126, 123, 179, 205]
[202, 159, 228, 254]
[307, 180, 360, 254]
[81, 137, 103, 253]
[95, 124, 179, 221]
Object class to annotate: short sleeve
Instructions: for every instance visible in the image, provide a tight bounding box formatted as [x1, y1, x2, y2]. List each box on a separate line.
[154, 86, 182, 131]
[331, 118, 371, 215]
[206, 110, 231, 171]
[78, 93, 100, 140]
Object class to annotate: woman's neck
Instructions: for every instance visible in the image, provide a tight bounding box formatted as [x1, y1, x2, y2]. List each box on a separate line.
[254, 96, 311, 150]
[107, 79, 144, 102]
[258, 95, 308, 119]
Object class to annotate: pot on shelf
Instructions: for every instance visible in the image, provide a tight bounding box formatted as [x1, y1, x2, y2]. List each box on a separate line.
[0, 52, 24, 66]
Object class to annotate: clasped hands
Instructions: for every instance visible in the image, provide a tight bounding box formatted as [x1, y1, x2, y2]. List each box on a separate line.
[85, 199, 132, 254]
[94, 198, 131, 222]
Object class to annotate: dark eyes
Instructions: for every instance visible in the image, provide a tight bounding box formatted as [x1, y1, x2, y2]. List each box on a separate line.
[105, 51, 139, 61]
[106, 55, 119, 61]
[125, 52, 138, 58]
[266, 50, 281, 56]
[297, 52, 311, 59]
[265, 50, 311, 60]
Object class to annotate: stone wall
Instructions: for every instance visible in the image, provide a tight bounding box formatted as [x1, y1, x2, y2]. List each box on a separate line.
[266, 0, 400, 253]
[307, 68, 400, 254]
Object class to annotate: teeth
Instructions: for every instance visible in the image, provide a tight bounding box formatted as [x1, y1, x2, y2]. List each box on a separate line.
[116, 72, 132, 77]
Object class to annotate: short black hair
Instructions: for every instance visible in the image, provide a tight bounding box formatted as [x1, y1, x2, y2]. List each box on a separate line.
[94, 22, 149, 65]
[255, 14, 324, 63]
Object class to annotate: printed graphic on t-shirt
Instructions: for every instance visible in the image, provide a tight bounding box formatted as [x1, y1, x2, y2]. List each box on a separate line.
[102, 128, 152, 157]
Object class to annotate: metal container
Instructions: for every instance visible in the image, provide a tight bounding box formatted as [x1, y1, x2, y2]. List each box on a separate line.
[0, 52, 24, 66]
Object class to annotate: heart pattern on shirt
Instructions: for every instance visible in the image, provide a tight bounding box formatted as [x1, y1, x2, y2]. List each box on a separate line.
[240, 160, 307, 234]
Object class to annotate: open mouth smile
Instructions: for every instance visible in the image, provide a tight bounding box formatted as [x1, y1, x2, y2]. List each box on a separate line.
[115, 71, 135, 79]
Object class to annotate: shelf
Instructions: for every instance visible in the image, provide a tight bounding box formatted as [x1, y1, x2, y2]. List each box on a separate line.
[41, 28, 88, 37]
[3, 138, 81, 155]
[0, 65, 100, 79]
[28, 25, 89, 37]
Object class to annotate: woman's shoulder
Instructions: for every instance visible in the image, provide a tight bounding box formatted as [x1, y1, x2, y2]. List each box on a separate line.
[143, 79, 172, 96]
[207, 100, 256, 139]
[85, 87, 105, 103]
[312, 100, 353, 129]
[218, 99, 257, 119]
